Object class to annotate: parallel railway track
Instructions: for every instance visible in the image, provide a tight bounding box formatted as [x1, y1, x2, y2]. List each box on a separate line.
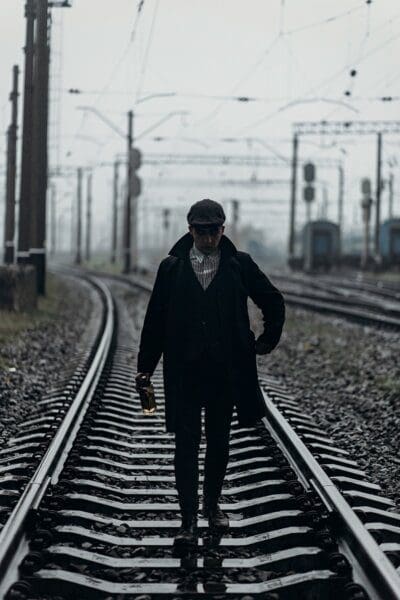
[88, 268, 400, 330]
[0, 272, 399, 599]
[267, 272, 400, 330]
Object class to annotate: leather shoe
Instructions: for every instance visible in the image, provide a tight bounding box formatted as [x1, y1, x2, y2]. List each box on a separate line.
[203, 504, 229, 530]
[174, 515, 197, 547]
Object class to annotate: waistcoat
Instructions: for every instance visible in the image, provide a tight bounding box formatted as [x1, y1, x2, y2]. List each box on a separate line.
[182, 257, 224, 363]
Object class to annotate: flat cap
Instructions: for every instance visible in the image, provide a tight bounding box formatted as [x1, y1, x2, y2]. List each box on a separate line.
[187, 199, 226, 226]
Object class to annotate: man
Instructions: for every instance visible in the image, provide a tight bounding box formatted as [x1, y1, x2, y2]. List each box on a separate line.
[136, 199, 285, 547]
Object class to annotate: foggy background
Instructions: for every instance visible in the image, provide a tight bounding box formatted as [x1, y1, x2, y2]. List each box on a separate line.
[1, 0, 400, 267]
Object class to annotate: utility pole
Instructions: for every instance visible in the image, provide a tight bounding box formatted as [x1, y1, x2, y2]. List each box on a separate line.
[162, 208, 170, 249]
[374, 132, 382, 261]
[3, 66, 20, 264]
[123, 110, 133, 273]
[131, 147, 142, 271]
[288, 133, 298, 260]
[75, 167, 82, 265]
[111, 160, 119, 264]
[29, 0, 50, 294]
[361, 178, 372, 270]
[17, 0, 36, 265]
[322, 186, 328, 220]
[231, 199, 239, 246]
[49, 182, 56, 256]
[85, 171, 92, 262]
[388, 172, 394, 219]
[119, 180, 126, 262]
[338, 164, 344, 232]
[337, 165, 344, 258]
[69, 194, 74, 259]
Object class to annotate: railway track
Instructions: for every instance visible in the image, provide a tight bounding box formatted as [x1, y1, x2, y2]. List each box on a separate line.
[0, 272, 400, 599]
[86, 267, 400, 330]
[268, 272, 400, 330]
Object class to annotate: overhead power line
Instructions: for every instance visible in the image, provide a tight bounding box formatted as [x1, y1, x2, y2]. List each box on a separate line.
[135, 0, 160, 103]
[283, 2, 365, 36]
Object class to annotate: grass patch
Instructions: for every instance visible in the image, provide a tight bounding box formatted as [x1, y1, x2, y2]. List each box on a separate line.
[0, 274, 65, 347]
[84, 259, 123, 275]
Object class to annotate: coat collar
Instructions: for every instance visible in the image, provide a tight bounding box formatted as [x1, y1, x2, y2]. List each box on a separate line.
[169, 232, 237, 259]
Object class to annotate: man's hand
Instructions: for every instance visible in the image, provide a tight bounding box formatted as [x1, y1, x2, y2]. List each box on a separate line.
[255, 337, 274, 355]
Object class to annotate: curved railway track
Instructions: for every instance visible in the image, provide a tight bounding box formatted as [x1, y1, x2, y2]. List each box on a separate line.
[0, 272, 399, 599]
[268, 272, 400, 330]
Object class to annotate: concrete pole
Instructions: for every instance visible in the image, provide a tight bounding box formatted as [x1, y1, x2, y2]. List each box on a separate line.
[123, 110, 133, 273]
[361, 197, 372, 269]
[374, 132, 382, 260]
[85, 171, 92, 262]
[231, 199, 239, 247]
[288, 133, 298, 260]
[337, 165, 344, 257]
[30, 0, 50, 295]
[305, 201, 311, 225]
[75, 167, 82, 265]
[132, 191, 139, 271]
[163, 208, 170, 251]
[362, 217, 370, 270]
[111, 160, 119, 264]
[49, 182, 56, 257]
[388, 173, 394, 219]
[17, 0, 35, 264]
[3, 65, 19, 264]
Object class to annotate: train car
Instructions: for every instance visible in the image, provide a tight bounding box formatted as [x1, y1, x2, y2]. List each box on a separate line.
[302, 220, 340, 271]
[380, 218, 400, 266]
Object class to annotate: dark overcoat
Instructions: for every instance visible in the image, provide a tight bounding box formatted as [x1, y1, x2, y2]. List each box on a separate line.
[137, 233, 285, 432]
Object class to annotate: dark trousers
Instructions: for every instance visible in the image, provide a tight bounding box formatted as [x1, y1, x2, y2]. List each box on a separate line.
[174, 354, 233, 517]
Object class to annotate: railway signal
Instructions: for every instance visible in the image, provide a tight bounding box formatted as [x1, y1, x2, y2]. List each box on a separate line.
[162, 208, 171, 249]
[123, 113, 144, 273]
[303, 185, 315, 203]
[361, 177, 371, 196]
[303, 162, 315, 183]
[162, 208, 170, 230]
[303, 162, 316, 223]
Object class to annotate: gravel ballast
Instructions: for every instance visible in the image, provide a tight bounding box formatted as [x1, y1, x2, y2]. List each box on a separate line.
[255, 303, 400, 510]
[0, 274, 98, 448]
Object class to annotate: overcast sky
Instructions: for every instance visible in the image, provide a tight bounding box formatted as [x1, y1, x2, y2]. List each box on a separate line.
[1, 0, 400, 257]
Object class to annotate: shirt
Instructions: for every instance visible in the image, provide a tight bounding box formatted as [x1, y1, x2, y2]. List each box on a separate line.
[189, 244, 221, 290]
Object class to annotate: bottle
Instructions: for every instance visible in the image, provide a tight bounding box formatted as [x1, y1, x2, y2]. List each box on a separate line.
[136, 374, 157, 415]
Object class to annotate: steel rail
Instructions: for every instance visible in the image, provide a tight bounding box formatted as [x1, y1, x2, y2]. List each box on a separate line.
[61, 269, 400, 598]
[282, 291, 400, 328]
[85, 266, 400, 329]
[261, 390, 400, 600]
[272, 272, 400, 304]
[0, 277, 114, 597]
[268, 272, 400, 325]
